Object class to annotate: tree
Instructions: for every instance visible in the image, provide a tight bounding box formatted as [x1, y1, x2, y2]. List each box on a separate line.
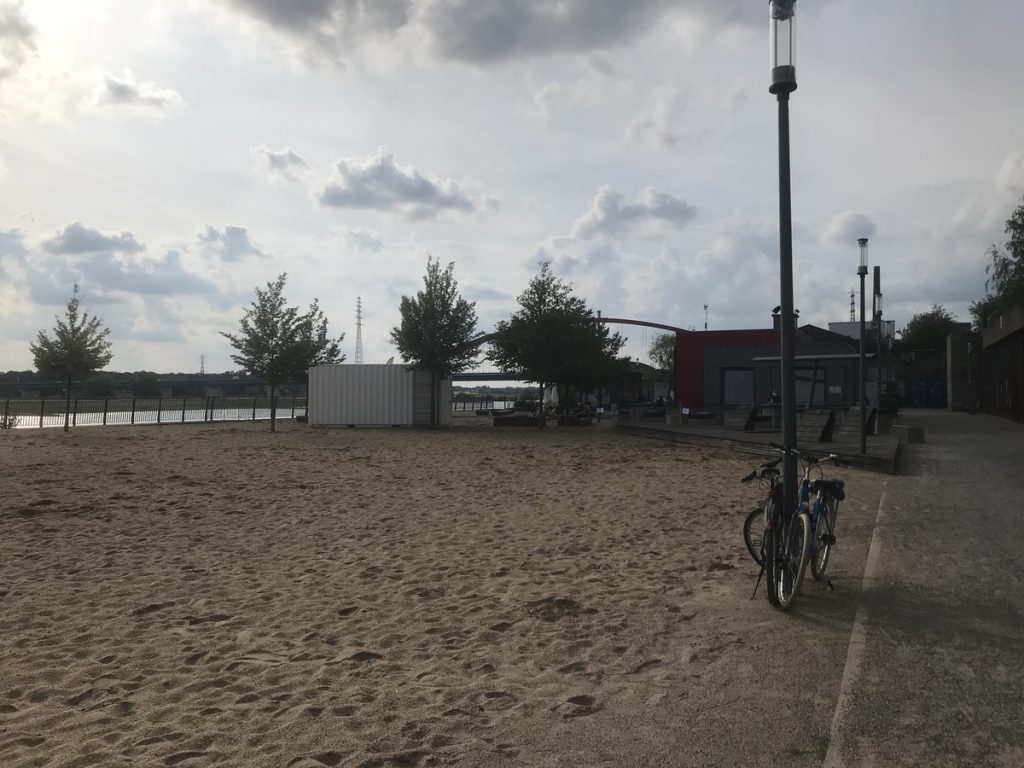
[390, 257, 481, 426]
[132, 371, 162, 397]
[974, 194, 1024, 328]
[222, 273, 345, 431]
[488, 262, 624, 428]
[649, 333, 676, 374]
[30, 285, 114, 432]
[899, 304, 958, 351]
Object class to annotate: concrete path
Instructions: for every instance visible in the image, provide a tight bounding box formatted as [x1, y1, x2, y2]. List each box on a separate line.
[823, 410, 1024, 767]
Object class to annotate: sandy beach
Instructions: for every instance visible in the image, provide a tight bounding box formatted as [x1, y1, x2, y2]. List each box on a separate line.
[1, 417, 886, 767]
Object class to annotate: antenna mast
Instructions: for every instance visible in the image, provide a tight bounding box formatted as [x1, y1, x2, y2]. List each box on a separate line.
[200, 354, 205, 375]
[850, 287, 856, 322]
[355, 296, 364, 364]
[704, 304, 709, 331]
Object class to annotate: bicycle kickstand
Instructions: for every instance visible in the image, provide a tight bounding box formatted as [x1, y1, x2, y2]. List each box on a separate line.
[751, 565, 765, 599]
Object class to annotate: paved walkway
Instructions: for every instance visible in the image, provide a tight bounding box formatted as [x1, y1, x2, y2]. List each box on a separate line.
[823, 410, 1024, 767]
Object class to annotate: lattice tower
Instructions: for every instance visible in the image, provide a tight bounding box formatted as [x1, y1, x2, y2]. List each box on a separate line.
[355, 296, 364, 364]
[850, 287, 856, 322]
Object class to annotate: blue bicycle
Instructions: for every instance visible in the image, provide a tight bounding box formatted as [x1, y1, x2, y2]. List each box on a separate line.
[742, 444, 845, 609]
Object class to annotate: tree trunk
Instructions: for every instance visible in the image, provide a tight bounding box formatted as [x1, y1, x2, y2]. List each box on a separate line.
[64, 375, 72, 432]
[430, 371, 437, 428]
[538, 383, 545, 429]
[270, 384, 277, 432]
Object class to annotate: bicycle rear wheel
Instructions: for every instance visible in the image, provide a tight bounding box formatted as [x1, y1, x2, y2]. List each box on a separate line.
[742, 507, 765, 568]
[811, 496, 839, 581]
[776, 512, 811, 610]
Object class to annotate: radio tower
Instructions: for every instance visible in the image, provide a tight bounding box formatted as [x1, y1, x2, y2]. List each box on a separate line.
[200, 354, 205, 375]
[354, 296, 364, 364]
[849, 287, 856, 322]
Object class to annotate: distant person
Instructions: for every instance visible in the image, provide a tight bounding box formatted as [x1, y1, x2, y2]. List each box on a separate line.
[655, 395, 665, 408]
[770, 391, 781, 405]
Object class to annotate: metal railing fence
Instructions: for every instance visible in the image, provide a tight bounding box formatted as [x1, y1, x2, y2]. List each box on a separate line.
[1, 396, 307, 430]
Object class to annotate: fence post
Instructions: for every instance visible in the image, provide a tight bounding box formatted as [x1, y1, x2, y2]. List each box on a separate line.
[3, 399, 9, 426]
[291, 397, 296, 418]
[73, 398, 78, 427]
[40, 398, 45, 428]
[252, 397, 257, 421]
[131, 398, 136, 425]
[157, 397, 162, 424]
[182, 398, 187, 423]
[103, 398, 109, 426]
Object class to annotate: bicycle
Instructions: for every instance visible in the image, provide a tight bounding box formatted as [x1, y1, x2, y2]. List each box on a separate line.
[741, 444, 845, 609]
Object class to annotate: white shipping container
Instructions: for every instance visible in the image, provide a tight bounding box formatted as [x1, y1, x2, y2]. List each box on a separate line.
[308, 364, 452, 427]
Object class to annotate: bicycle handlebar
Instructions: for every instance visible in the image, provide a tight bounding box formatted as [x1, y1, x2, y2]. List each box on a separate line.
[767, 441, 841, 467]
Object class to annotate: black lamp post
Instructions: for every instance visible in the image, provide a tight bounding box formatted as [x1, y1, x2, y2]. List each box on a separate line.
[770, 0, 798, 513]
[857, 237, 868, 454]
[875, 291, 883, 413]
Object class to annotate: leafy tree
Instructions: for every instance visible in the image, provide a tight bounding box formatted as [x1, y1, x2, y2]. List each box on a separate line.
[899, 304, 958, 351]
[30, 285, 114, 432]
[85, 373, 115, 398]
[390, 257, 481, 426]
[222, 273, 345, 431]
[974, 194, 1024, 328]
[488, 262, 624, 428]
[132, 371, 162, 397]
[649, 333, 676, 374]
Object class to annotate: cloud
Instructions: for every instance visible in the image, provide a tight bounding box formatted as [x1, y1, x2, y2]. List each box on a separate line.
[0, 1, 37, 82]
[27, 249, 219, 305]
[342, 227, 384, 253]
[625, 84, 690, 149]
[217, 0, 806, 67]
[91, 69, 184, 113]
[0, 228, 27, 258]
[820, 211, 878, 246]
[197, 225, 266, 262]
[423, 0, 671, 64]
[570, 185, 697, 239]
[218, 0, 413, 66]
[251, 144, 310, 181]
[996, 150, 1024, 198]
[316, 148, 488, 219]
[41, 222, 145, 255]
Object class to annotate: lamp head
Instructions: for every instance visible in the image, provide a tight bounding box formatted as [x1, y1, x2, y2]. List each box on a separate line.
[857, 237, 869, 276]
[769, 0, 797, 94]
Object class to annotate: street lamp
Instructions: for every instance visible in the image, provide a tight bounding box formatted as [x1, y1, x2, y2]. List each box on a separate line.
[875, 291, 883, 413]
[858, 237, 868, 454]
[770, 0, 799, 516]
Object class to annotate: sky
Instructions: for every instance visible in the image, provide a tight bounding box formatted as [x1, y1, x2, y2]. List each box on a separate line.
[2, 0, 1023, 374]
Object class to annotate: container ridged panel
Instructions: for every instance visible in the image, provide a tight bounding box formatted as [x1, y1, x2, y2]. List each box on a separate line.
[308, 364, 414, 426]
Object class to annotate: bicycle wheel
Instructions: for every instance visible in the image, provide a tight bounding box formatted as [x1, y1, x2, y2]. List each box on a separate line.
[764, 498, 781, 607]
[776, 512, 811, 610]
[742, 507, 765, 568]
[811, 496, 839, 581]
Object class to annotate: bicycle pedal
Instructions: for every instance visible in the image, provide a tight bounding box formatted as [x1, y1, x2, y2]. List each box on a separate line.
[820, 535, 836, 546]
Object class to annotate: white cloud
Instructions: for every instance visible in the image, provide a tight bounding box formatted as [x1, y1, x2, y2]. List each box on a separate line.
[316, 148, 491, 220]
[197, 225, 266, 262]
[41, 222, 145, 255]
[90, 69, 183, 114]
[0, 1, 36, 82]
[996, 150, 1024, 199]
[251, 144, 310, 182]
[571, 185, 697, 239]
[342, 227, 384, 254]
[625, 84, 689, 148]
[820, 211, 877, 246]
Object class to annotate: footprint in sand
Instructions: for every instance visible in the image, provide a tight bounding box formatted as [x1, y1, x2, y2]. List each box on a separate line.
[553, 694, 602, 718]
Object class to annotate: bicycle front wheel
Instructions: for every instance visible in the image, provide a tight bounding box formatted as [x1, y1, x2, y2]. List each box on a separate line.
[776, 512, 811, 610]
[742, 507, 765, 568]
[811, 496, 839, 581]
